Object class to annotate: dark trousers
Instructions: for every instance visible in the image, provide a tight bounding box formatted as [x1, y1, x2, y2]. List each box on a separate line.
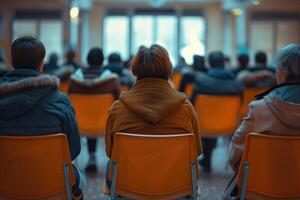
[87, 138, 97, 154]
[202, 138, 217, 167]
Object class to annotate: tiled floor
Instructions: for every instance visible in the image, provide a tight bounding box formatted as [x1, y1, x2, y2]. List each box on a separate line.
[76, 137, 233, 200]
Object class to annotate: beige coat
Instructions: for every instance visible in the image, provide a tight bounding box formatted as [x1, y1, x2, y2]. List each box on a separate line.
[105, 77, 202, 158]
[225, 84, 300, 200]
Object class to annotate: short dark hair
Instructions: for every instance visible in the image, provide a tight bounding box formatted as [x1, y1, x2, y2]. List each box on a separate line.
[108, 53, 121, 63]
[11, 36, 45, 69]
[255, 51, 267, 65]
[237, 54, 249, 67]
[87, 48, 104, 66]
[208, 51, 225, 68]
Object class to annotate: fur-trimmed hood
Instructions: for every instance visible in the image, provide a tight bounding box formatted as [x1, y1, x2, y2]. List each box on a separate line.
[0, 69, 60, 120]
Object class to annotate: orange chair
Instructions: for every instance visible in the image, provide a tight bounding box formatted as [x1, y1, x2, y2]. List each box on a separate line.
[69, 94, 114, 136]
[59, 82, 69, 93]
[107, 133, 199, 200]
[184, 83, 194, 97]
[172, 73, 183, 90]
[121, 86, 129, 93]
[0, 134, 75, 200]
[237, 133, 300, 200]
[241, 87, 268, 116]
[194, 95, 241, 135]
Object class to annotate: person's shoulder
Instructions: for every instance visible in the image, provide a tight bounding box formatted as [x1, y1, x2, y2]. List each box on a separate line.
[46, 89, 72, 108]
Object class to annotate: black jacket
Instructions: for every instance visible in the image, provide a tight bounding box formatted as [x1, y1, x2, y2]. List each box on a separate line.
[0, 69, 81, 160]
[190, 68, 244, 103]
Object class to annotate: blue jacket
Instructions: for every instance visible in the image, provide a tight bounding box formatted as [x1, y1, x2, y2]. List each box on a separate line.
[0, 69, 81, 160]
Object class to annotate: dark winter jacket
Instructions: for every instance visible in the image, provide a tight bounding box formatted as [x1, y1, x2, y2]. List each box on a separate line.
[0, 69, 81, 160]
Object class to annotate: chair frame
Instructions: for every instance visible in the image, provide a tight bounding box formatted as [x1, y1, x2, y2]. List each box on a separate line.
[109, 160, 200, 200]
[240, 161, 249, 200]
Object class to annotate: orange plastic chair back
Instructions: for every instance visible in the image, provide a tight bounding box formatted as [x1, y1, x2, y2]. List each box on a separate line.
[241, 87, 268, 116]
[171, 73, 183, 90]
[184, 83, 194, 97]
[69, 94, 114, 136]
[121, 86, 129, 93]
[59, 82, 69, 93]
[0, 134, 75, 200]
[194, 95, 241, 135]
[110, 133, 199, 200]
[237, 133, 300, 199]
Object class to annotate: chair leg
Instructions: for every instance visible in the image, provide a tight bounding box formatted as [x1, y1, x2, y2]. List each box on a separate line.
[191, 161, 199, 200]
[110, 160, 118, 200]
[240, 162, 249, 200]
[64, 163, 73, 200]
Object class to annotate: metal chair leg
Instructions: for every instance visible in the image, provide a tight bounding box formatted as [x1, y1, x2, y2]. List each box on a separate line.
[110, 160, 118, 200]
[240, 162, 249, 200]
[191, 161, 199, 200]
[64, 163, 73, 200]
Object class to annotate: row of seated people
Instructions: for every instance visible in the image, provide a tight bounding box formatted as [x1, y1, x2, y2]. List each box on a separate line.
[0, 36, 300, 200]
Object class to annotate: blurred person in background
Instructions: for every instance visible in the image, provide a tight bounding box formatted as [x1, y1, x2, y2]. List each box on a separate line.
[173, 56, 190, 73]
[43, 53, 60, 74]
[237, 51, 276, 88]
[190, 51, 243, 173]
[0, 48, 9, 76]
[64, 49, 82, 71]
[179, 55, 207, 93]
[69, 47, 121, 173]
[224, 44, 300, 200]
[0, 36, 83, 199]
[104, 52, 134, 88]
[232, 53, 249, 77]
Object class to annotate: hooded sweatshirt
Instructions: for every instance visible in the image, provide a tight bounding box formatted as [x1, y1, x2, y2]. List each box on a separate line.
[105, 77, 202, 158]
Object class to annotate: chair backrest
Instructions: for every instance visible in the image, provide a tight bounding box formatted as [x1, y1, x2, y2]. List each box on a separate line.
[172, 73, 183, 90]
[184, 83, 194, 97]
[110, 133, 199, 200]
[0, 134, 75, 199]
[194, 94, 241, 135]
[237, 133, 300, 198]
[121, 86, 129, 93]
[69, 94, 114, 136]
[241, 87, 268, 116]
[59, 82, 69, 93]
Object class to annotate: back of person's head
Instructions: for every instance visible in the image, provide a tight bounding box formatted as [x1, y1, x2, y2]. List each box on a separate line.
[66, 49, 76, 61]
[87, 48, 104, 67]
[237, 54, 249, 67]
[11, 36, 45, 70]
[131, 44, 172, 80]
[108, 53, 121, 64]
[193, 55, 205, 70]
[255, 51, 267, 66]
[49, 53, 58, 64]
[208, 51, 225, 68]
[274, 44, 300, 84]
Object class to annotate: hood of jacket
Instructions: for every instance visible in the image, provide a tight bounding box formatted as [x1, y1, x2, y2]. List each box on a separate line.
[120, 78, 186, 124]
[264, 84, 300, 129]
[0, 69, 59, 120]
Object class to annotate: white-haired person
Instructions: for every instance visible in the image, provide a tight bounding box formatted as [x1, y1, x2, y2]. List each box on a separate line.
[224, 44, 300, 200]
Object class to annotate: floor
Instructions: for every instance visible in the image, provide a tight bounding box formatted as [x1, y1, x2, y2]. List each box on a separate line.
[76, 137, 233, 200]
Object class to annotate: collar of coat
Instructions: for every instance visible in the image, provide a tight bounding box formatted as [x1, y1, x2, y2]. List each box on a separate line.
[255, 82, 300, 100]
[0, 74, 59, 96]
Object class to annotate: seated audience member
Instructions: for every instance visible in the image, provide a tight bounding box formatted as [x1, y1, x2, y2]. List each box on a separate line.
[64, 49, 82, 70]
[232, 53, 249, 77]
[43, 53, 60, 74]
[173, 56, 189, 73]
[179, 55, 207, 93]
[190, 51, 243, 172]
[224, 44, 300, 200]
[237, 51, 276, 88]
[69, 47, 121, 173]
[104, 53, 134, 88]
[0, 37, 83, 199]
[105, 44, 202, 187]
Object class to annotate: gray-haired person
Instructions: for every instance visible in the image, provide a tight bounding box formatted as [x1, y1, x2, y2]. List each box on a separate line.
[224, 44, 300, 200]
